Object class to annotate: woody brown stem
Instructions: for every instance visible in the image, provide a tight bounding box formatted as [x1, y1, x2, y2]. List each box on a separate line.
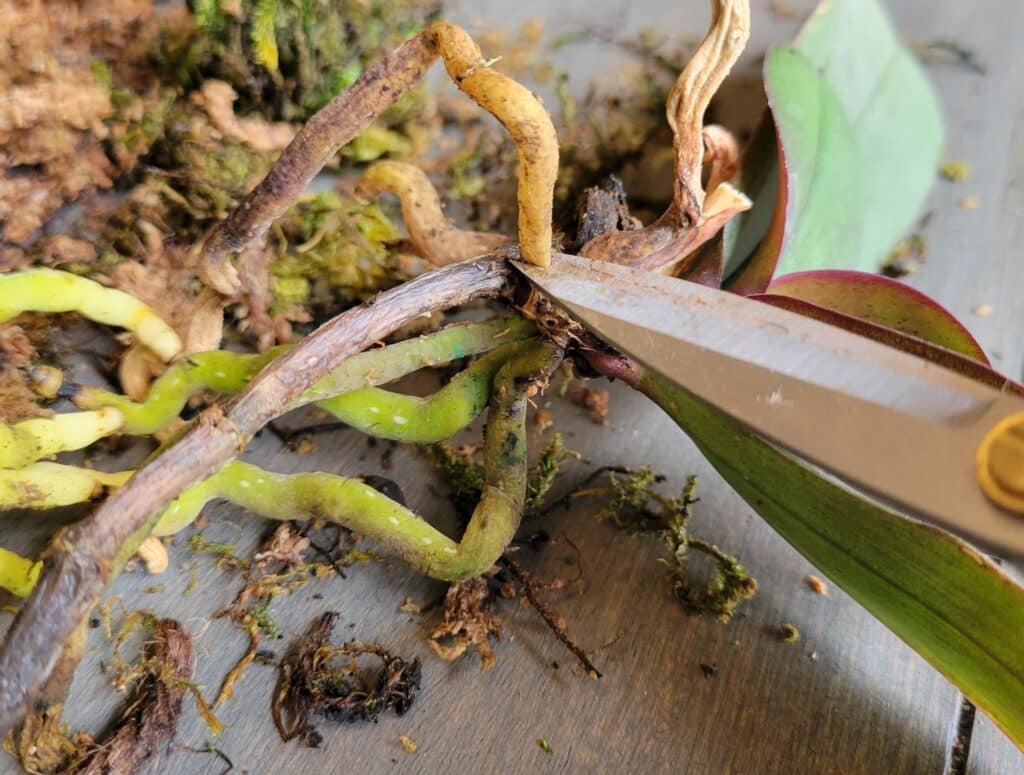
[0, 255, 512, 734]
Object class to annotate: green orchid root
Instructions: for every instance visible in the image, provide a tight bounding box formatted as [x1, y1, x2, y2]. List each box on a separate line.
[155, 341, 563, 579]
[0, 337, 535, 513]
[73, 316, 535, 435]
[0, 269, 182, 361]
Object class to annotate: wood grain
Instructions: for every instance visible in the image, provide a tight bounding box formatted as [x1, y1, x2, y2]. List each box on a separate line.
[2, 1, 1022, 773]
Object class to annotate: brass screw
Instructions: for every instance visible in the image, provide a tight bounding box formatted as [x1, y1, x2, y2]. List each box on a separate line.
[977, 412, 1024, 514]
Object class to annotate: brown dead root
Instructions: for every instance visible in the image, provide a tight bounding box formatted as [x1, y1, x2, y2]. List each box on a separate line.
[428, 556, 600, 678]
[4, 619, 195, 775]
[65, 619, 194, 775]
[272, 612, 421, 748]
[356, 160, 511, 266]
[428, 575, 503, 670]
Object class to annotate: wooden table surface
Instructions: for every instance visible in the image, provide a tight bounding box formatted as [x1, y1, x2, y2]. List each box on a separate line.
[2, 1, 1023, 773]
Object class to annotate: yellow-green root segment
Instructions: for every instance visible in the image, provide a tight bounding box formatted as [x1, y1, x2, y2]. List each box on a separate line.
[0, 464, 132, 510]
[74, 316, 536, 435]
[0, 547, 40, 598]
[0, 410, 125, 469]
[155, 341, 563, 580]
[0, 269, 182, 361]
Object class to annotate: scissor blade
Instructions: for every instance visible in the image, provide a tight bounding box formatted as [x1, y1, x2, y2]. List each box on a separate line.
[515, 253, 1024, 558]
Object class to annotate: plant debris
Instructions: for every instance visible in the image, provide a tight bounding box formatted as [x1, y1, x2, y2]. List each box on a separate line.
[64, 619, 195, 774]
[568, 383, 610, 422]
[939, 160, 970, 182]
[272, 612, 421, 747]
[598, 470, 758, 622]
[806, 575, 828, 595]
[399, 734, 417, 753]
[778, 623, 800, 643]
[428, 576, 503, 669]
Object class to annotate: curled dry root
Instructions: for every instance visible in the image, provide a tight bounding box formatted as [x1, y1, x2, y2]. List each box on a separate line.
[356, 160, 510, 266]
[580, 0, 752, 275]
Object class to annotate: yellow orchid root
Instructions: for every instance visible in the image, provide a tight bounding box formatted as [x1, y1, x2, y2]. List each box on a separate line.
[356, 160, 511, 266]
[0, 547, 40, 598]
[0, 463, 131, 510]
[579, 0, 752, 274]
[431, 21, 559, 267]
[0, 269, 182, 361]
[0, 409, 125, 469]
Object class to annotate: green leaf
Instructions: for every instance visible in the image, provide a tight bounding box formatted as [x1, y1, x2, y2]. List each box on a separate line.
[766, 270, 988, 362]
[726, 0, 943, 289]
[636, 369, 1024, 749]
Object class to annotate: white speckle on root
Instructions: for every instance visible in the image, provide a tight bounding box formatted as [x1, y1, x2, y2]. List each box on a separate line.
[392, 415, 408, 425]
[388, 516, 400, 525]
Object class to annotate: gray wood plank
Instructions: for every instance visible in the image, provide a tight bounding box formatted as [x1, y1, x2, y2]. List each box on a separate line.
[2, 1, 1022, 773]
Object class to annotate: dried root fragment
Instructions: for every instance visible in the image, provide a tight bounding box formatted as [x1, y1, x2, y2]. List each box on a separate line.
[428, 576, 502, 669]
[64, 619, 195, 775]
[135, 537, 168, 575]
[273, 612, 421, 747]
[356, 160, 511, 265]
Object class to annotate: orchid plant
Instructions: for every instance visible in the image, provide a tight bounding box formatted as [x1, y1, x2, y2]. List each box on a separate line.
[0, 0, 1022, 756]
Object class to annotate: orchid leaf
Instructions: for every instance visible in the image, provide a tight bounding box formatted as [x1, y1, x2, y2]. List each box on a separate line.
[767, 270, 989, 362]
[636, 368, 1024, 749]
[725, 0, 943, 289]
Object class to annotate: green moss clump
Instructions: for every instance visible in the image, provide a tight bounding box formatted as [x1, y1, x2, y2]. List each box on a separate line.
[168, 0, 440, 122]
[269, 191, 401, 312]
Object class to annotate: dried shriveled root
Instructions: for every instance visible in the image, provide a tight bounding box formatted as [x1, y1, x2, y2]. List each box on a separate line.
[0, 270, 182, 361]
[579, 0, 752, 275]
[428, 576, 502, 669]
[356, 160, 511, 265]
[273, 612, 421, 747]
[431, 21, 558, 268]
[63, 619, 195, 775]
[199, 21, 557, 292]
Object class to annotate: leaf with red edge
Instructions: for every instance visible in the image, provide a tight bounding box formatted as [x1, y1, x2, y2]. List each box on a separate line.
[766, 270, 989, 363]
[750, 293, 1024, 397]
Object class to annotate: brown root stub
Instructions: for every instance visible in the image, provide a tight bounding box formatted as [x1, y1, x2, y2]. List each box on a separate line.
[356, 160, 510, 265]
[272, 612, 421, 747]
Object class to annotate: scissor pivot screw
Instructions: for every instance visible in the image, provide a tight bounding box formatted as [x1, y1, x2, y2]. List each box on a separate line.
[977, 412, 1024, 514]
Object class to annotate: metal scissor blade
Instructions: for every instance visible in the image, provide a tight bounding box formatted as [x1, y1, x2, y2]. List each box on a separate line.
[515, 253, 1024, 558]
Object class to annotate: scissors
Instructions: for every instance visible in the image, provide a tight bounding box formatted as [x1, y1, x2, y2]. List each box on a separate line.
[514, 252, 1024, 560]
